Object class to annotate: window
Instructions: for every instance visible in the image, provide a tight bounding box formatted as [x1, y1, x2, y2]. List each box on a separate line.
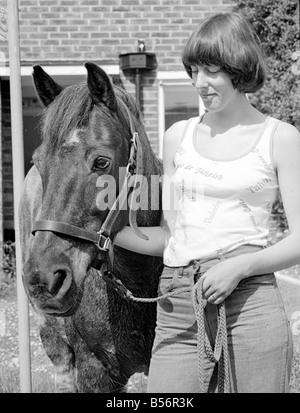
[158, 76, 204, 158]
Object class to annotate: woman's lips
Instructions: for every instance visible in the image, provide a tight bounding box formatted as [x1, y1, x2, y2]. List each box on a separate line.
[201, 93, 217, 99]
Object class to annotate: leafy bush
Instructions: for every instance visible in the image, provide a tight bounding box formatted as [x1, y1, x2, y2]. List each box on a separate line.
[0, 241, 16, 297]
[233, 0, 300, 231]
[233, 0, 300, 129]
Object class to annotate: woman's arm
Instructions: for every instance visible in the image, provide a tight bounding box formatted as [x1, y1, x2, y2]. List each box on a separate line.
[202, 122, 300, 304]
[113, 225, 169, 256]
[242, 122, 300, 274]
[114, 120, 188, 256]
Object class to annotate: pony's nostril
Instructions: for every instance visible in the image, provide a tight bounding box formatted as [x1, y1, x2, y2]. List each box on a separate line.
[49, 269, 67, 295]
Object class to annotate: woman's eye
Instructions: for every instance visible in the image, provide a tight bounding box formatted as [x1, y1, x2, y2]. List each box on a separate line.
[92, 157, 110, 171]
[190, 65, 221, 75]
[207, 66, 221, 74]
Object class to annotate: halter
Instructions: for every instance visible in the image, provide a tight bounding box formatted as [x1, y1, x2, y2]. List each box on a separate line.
[32, 98, 147, 276]
[31, 98, 231, 392]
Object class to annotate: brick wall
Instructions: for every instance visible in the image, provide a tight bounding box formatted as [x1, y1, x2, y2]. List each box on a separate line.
[0, 0, 232, 66]
[1, 81, 13, 239]
[0, 0, 233, 238]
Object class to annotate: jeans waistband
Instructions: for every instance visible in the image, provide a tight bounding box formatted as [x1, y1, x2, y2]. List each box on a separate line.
[167, 245, 276, 287]
[167, 245, 264, 274]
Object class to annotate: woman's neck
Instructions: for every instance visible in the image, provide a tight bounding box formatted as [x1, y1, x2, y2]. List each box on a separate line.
[204, 93, 266, 133]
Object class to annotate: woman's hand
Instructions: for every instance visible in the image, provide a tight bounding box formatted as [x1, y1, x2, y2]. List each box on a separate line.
[201, 255, 250, 305]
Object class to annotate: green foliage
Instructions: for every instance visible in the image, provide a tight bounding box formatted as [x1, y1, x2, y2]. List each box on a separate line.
[272, 192, 288, 228]
[233, 0, 300, 129]
[1, 241, 16, 278]
[0, 241, 16, 297]
[233, 0, 300, 231]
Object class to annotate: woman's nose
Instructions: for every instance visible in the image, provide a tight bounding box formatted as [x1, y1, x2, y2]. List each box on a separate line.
[193, 71, 209, 89]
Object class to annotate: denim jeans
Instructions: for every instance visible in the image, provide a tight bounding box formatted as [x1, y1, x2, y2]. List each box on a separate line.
[147, 246, 293, 393]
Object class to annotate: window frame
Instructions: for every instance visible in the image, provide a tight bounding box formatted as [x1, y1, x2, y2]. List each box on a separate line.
[157, 71, 204, 158]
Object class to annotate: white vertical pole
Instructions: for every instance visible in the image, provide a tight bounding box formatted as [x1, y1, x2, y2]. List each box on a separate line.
[7, 0, 32, 393]
[157, 80, 165, 159]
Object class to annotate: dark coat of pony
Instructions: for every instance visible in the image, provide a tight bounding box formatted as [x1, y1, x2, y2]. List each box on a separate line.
[19, 63, 164, 392]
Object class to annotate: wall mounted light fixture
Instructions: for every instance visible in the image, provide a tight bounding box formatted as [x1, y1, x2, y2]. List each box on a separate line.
[119, 41, 157, 112]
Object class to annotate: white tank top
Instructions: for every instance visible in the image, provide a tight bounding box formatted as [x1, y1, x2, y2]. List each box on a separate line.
[163, 115, 280, 267]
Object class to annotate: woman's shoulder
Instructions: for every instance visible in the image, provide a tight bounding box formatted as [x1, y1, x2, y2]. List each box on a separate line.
[164, 116, 199, 145]
[271, 118, 300, 166]
[272, 118, 300, 144]
[162, 117, 199, 167]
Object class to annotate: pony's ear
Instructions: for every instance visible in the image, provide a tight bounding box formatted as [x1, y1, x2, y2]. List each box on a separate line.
[32, 65, 63, 107]
[85, 62, 117, 112]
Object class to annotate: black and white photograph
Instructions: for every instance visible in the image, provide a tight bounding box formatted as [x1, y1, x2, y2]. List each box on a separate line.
[0, 0, 299, 396]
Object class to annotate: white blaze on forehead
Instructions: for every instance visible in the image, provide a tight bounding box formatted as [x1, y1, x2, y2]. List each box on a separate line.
[62, 130, 82, 147]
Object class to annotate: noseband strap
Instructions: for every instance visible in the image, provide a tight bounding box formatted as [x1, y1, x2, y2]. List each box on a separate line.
[32, 221, 98, 244]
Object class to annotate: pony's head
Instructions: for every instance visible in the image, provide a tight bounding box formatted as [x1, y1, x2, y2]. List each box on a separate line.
[22, 63, 162, 315]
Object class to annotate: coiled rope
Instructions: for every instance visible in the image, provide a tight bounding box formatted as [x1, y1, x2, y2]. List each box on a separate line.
[113, 271, 231, 393]
[192, 277, 231, 393]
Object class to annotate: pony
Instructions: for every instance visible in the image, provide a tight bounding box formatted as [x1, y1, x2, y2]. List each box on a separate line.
[19, 63, 164, 392]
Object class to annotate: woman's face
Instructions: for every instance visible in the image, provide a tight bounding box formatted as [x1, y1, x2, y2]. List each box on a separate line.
[191, 64, 239, 112]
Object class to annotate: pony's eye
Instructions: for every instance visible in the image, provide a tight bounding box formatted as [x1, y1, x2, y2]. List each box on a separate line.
[92, 157, 110, 172]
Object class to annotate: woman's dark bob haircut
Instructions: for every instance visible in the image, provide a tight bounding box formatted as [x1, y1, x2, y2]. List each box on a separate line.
[182, 12, 268, 93]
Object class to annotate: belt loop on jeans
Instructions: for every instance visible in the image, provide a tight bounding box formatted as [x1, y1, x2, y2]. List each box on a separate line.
[217, 249, 225, 261]
[177, 266, 184, 276]
[192, 260, 202, 284]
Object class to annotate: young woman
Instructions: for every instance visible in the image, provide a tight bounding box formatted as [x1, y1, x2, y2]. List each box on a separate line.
[114, 12, 300, 393]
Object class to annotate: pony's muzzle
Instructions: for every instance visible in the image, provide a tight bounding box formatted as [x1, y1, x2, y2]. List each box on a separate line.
[23, 257, 74, 312]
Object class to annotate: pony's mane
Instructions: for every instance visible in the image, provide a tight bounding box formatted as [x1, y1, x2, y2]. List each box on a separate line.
[39, 81, 141, 152]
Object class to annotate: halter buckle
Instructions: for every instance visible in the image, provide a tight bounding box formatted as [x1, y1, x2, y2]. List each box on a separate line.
[131, 132, 138, 150]
[97, 231, 112, 251]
